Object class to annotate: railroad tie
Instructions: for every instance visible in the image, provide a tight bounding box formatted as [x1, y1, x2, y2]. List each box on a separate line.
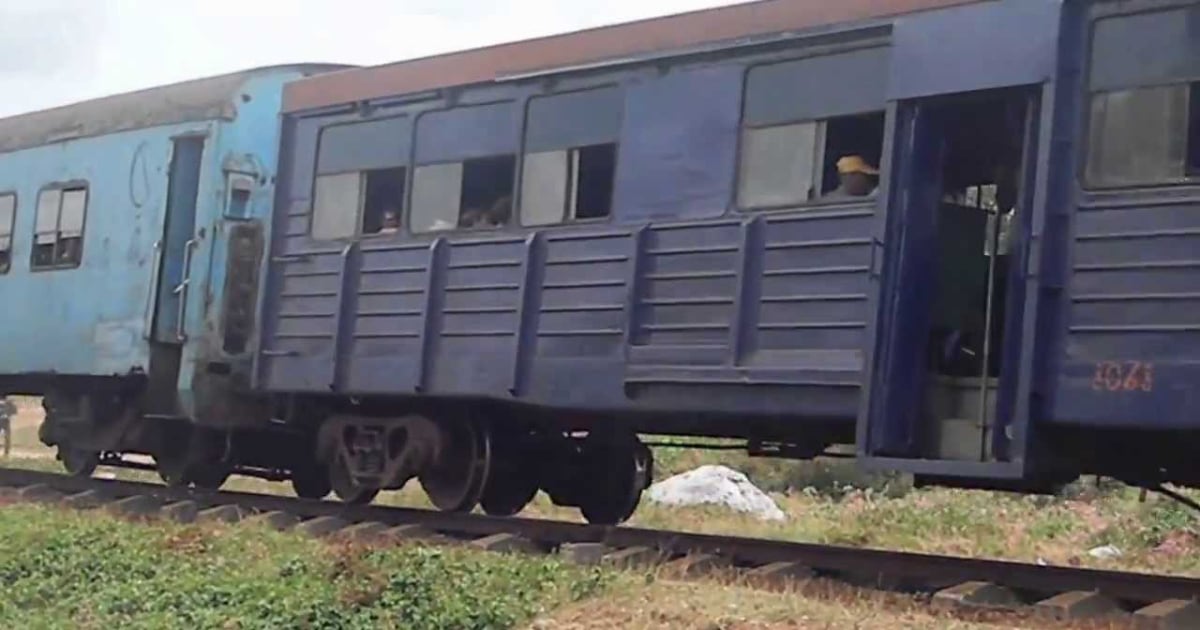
[295, 515, 348, 538]
[1132, 600, 1200, 630]
[63, 490, 107, 510]
[160, 501, 200, 524]
[931, 581, 1021, 612]
[246, 511, 300, 532]
[1034, 590, 1121, 622]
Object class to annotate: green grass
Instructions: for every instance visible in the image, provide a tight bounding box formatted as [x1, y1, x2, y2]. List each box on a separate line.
[0, 504, 611, 629]
[6, 399, 1197, 580]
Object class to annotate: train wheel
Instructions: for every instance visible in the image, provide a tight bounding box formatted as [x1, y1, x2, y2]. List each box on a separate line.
[291, 465, 332, 500]
[58, 446, 99, 478]
[420, 419, 492, 513]
[480, 435, 537, 517]
[579, 433, 652, 526]
[329, 453, 379, 505]
[480, 472, 537, 517]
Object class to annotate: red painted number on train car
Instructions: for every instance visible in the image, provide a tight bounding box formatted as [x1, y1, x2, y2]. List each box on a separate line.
[1091, 361, 1153, 393]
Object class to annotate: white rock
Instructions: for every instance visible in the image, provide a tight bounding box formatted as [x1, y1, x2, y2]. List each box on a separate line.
[646, 465, 786, 521]
[1088, 545, 1122, 559]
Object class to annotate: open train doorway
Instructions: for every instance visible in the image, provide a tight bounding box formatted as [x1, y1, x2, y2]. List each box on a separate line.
[862, 87, 1040, 474]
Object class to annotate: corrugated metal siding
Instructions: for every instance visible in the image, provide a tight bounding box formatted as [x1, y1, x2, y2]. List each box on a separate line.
[1055, 193, 1200, 428]
[260, 204, 873, 420]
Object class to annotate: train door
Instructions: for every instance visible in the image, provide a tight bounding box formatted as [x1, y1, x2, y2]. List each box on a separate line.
[860, 87, 1043, 481]
[144, 136, 206, 415]
[855, 0, 1063, 486]
[153, 136, 205, 343]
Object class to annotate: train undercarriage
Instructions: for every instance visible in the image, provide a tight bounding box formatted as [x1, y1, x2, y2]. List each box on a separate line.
[35, 390, 655, 525]
[30, 386, 1200, 524]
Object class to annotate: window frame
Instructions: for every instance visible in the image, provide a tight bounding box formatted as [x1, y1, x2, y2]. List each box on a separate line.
[309, 170, 365, 242]
[308, 114, 414, 242]
[309, 166, 409, 241]
[1082, 81, 1200, 190]
[0, 192, 15, 274]
[1081, 2, 1200, 191]
[516, 85, 623, 228]
[735, 112, 886, 212]
[30, 183, 88, 271]
[736, 119, 827, 212]
[518, 142, 619, 228]
[408, 153, 518, 235]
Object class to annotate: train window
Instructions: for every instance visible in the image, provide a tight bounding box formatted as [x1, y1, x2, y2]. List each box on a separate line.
[738, 112, 884, 209]
[738, 122, 820, 208]
[1086, 83, 1198, 187]
[311, 172, 360, 240]
[31, 185, 87, 270]
[410, 163, 462, 233]
[520, 143, 616, 226]
[361, 167, 406, 235]
[520, 87, 622, 226]
[311, 167, 407, 240]
[0, 193, 14, 274]
[316, 117, 411, 176]
[410, 155, 516, 233]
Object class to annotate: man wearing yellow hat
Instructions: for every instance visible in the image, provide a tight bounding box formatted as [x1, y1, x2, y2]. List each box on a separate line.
[826, 155, 879, 199]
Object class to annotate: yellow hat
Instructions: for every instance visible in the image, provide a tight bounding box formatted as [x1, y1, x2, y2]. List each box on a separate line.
[837, 155, 878, 175]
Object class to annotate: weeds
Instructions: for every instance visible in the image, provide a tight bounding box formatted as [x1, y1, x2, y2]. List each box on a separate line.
[0, 505, 612, 629]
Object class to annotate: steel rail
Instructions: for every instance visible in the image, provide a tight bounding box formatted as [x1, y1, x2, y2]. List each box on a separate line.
[0, 467, 1196, 614]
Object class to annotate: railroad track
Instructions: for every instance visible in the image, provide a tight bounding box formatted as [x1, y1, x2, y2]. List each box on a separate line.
[1, 467, 1197, 629]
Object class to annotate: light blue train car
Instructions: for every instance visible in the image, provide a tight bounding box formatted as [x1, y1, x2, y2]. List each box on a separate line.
[0, 64, 345, 483]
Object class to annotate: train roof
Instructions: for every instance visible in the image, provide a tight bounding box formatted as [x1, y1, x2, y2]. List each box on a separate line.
[0, 63, 350, 155]
[282, 0, 978, 114]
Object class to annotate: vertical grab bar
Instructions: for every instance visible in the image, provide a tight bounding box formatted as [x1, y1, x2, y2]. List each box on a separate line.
[142, 240, 164, 340]
[173, 238, 198, 342]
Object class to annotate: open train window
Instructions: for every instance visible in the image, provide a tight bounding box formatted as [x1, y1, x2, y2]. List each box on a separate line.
[310, 167, 406, 240]
[0, 193, 14, 274]
[1086, 83, 1199, 187]
[31, 185, 86, 270]
[521, 143, 616, 226]
[738, 112, 884, 209]
[410, 155, 516, 233]
[520, 87, 622, 226]
[361, 167, 406, 235]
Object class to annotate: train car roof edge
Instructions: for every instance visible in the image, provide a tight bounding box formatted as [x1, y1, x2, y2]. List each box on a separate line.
[0, 63, 352, 155]
[281, 0, 980, 114]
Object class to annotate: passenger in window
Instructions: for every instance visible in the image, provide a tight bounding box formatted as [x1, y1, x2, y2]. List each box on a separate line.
[459, 194, 512, 229]
[483, 194, 512, 227]
[378, 209, 401, 235]
[826, 155, 879, 199]
[458, 208, 484, 228]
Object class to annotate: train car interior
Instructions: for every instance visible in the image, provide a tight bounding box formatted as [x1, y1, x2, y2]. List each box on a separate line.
[865, 86, 1040, 472]
[920, 91, 1031, 464]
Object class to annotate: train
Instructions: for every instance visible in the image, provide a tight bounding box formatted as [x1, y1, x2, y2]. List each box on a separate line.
[0, 0, 1197, 524]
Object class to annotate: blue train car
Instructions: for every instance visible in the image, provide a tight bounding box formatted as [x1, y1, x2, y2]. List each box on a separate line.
[256, 0, 1200, 522]
[0, 64, 344, 483]
[855, 0, 1200, 496]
